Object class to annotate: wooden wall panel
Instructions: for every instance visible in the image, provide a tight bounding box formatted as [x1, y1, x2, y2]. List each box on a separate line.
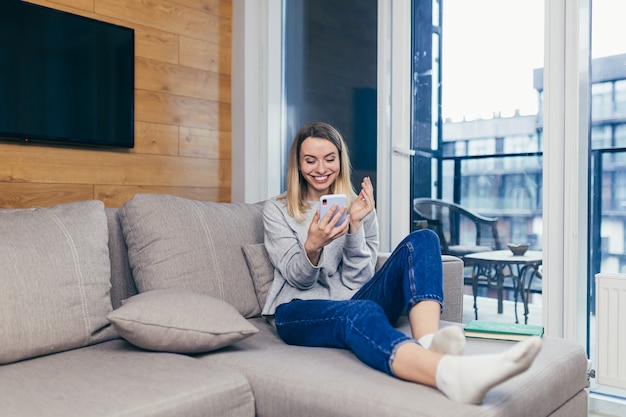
[179, 127, 230, 159]
[0, 0, 232, 208]
[172, 0, 232, 19]
[180, 36, 231, 74]
[133, 121, 180, 156]
[0, 183, 95, 208]
[135, 57, 230, 103]
[94, 185, 229, 207]
[0, 144, 230, 187]
[134, 90, 230, 130]
[96, 0, 231, 47]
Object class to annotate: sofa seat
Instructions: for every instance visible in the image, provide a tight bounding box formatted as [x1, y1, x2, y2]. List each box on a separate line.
[201, 318, 589, 417]
[0, 340, 255, 417]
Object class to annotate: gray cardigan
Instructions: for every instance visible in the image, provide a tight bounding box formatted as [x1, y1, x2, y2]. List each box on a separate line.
[261, 196, 379, 317]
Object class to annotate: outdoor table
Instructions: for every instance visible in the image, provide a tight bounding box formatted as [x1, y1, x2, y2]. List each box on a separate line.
[464, 250, 542, 324]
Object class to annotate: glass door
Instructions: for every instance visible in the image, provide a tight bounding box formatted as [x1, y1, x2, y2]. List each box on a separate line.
[588, 0, 626, 401]
[412, 0, 545, 324]
[283, 0, 378, 194]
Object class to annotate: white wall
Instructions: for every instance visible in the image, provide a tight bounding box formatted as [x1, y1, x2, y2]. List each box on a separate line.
[231, 0, 283, 204]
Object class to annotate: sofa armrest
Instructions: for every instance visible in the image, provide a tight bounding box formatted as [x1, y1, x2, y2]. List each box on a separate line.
[376, 254, 464, 323]
[440, 255, 464, 323]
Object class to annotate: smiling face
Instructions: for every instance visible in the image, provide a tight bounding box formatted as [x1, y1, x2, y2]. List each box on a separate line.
[299, 136, 341, 201]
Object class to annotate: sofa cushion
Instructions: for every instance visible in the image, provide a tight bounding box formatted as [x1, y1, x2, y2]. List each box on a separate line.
[119, 194, 265, 318]
[242, 243, 274, 308]
[108, 289, 259, 353]
[0, 200, 116, 364]
[0, 339, 255, 417]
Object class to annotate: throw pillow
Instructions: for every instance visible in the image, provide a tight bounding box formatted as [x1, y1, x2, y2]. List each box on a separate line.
[119, 194, 264, 318]
[108, 289, 259, 353]
[242, 243, 275, 308]
[0, 200, 116, 364]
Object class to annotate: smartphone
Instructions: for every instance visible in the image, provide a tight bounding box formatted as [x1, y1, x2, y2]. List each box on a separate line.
[319, 194, 347, 226]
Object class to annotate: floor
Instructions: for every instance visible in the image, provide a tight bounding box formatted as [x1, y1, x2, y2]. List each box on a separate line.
[461, 288, 542, 325]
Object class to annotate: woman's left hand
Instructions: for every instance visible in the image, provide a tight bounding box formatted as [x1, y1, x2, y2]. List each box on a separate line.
[349, 176, 375, 233]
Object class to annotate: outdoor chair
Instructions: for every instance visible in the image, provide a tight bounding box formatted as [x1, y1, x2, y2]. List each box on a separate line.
[412, 198, 502, 257]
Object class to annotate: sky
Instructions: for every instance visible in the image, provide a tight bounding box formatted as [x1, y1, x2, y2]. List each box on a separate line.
[441, 0, 626, 122]
[591, 0, 626, 58]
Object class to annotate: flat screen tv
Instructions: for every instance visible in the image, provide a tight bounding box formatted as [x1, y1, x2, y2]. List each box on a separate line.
[0, 0, 134, 148]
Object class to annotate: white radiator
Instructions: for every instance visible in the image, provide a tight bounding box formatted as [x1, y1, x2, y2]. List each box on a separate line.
[595, 273, 626, 390]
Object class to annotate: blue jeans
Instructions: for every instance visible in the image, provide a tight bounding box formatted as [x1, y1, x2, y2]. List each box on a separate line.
[274, 228, 444, 376]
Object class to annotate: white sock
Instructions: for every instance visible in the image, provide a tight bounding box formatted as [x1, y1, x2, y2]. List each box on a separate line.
[417, 333, 434, 349]
[430, 326, 466, 355]
[418, 326, 466, 355]
[435, 337, 542, 404]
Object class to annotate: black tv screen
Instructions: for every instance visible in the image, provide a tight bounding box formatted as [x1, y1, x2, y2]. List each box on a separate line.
[0, 0, 134, 148]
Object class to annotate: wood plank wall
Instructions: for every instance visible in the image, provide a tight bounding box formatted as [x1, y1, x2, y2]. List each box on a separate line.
[0, 0, 232, 208]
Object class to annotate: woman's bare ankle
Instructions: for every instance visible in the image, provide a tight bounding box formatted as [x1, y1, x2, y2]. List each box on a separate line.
[391, 342, 441, 387]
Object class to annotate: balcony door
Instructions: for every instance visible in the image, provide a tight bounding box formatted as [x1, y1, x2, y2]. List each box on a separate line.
[588, 0, 626, 402]
[283, 0, 378, 195]
[410, 0, 545, 323]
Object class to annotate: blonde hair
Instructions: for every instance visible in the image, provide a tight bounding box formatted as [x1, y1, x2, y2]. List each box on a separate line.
[282, 122, 356, 222]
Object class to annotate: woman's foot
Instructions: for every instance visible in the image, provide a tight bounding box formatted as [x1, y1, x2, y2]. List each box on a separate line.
[435, 337, 542, 404]
[419, 326, 466, 355]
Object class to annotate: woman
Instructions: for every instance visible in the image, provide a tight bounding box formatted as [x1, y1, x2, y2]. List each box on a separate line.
[261, 121, 541, 404]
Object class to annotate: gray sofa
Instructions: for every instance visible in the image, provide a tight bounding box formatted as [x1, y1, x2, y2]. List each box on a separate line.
[0, 194, 589, 416]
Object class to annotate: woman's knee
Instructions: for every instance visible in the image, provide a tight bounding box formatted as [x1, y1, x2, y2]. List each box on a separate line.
[407, 228, 442, 255]
[410, 227, 439, 243]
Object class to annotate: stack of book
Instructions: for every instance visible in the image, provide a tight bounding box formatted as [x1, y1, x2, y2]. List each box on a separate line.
[464, 320, 545, 341]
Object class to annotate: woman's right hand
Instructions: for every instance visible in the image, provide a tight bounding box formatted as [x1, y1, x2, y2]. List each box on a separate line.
[304, 205, 349, 265]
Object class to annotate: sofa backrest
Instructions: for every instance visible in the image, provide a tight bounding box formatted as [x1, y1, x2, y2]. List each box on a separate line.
[1, 201, 118, 364]
[105, 208, 137, 309]
[110, 194, 266, 318]
[106, 194, 463, 323]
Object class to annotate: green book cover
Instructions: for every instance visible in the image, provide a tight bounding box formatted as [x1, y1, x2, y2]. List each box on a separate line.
[464, 320, 544, 337]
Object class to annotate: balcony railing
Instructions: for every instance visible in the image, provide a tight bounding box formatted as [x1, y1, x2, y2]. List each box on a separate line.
[432, 147, 626, 313]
